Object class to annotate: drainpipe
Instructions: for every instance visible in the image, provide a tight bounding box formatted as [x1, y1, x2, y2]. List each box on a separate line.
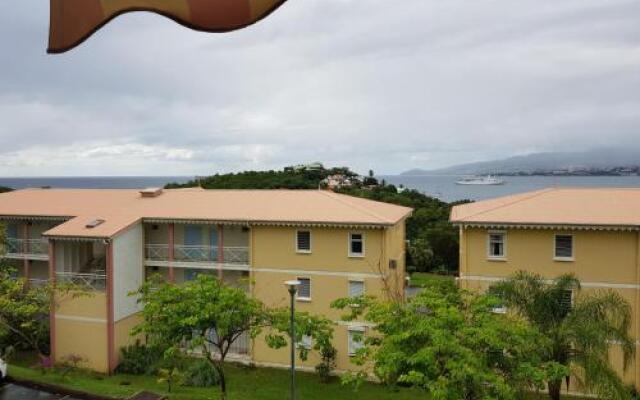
[48, 240, 56, 364]
[168, 223, 175, 283]
[217, 225, 224, 281]
[23, 223, 30, 286]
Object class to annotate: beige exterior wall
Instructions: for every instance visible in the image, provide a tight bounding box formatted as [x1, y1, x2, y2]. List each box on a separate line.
[459, 226, 640, 391]
[114, 313, 143, 365]
[250, 225, 405, 372]
[55, 292, 109, 372]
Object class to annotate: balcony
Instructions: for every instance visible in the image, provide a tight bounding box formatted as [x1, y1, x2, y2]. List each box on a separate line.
[56, 272, 106, 291]
[4, 238, 49, 260]
[145, 244, 249, 266]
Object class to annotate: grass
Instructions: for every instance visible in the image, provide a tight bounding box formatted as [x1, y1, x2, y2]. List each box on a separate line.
[408, 272, 456, 287]
[8, 360, 591, 400]
[8, 362, 422, 400]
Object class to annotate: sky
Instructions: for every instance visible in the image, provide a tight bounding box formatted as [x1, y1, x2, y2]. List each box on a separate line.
[0, 0, 639, 176]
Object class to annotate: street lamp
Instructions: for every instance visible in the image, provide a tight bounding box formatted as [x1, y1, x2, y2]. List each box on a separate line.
[284, 280, 301, 400]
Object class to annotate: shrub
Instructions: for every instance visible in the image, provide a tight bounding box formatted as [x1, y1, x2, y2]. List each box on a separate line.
[315, 345, 337, 383]
[115, 341, 164, 375]
[184, 359, 220, 387]
[57, 354, 87, 378]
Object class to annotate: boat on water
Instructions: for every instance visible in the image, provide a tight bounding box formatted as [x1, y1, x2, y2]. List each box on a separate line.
[455, 175, 505, 185]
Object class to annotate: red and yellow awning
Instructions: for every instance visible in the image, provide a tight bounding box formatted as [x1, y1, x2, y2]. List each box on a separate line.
[49, 0, 288, 53]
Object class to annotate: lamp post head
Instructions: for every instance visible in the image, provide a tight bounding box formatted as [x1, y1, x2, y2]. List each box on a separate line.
[284, 280, 301, 295]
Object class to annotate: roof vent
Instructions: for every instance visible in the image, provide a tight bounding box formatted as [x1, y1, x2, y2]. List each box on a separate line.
[140, 188, 163, 198]
[86, 219, 105, 229]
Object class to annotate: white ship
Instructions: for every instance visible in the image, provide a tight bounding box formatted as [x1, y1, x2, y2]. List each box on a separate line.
[455, 175, 505, 185]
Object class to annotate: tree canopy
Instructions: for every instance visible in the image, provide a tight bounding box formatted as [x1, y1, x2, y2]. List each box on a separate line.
[133, 275, 335, 400]
[332, 278, 561, 400]
[490, 271, 635, 400]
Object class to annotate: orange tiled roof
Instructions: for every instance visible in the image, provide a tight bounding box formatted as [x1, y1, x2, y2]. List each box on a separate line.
[0, 188, 412, 238]
[451, 187, 640, 227]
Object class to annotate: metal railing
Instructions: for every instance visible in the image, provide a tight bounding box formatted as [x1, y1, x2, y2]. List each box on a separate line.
[4, 238, 49, 256]
[205, 329, 250, 356]
[175, 245, 219, 263]
[28, 278, 50, 288]
[145, 244, 169, 260]
[145, 244, 249, 265]
[56, 272, 106, 291]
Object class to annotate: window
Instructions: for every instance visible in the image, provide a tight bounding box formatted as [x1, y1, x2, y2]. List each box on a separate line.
[296, 230, 311, 253]
[348, 280, 365, 297]
[349, 233, 365, 257]
[297, 278, 311, 300]
[348, 327, 365, 356]
[560, 290, 573, 313]
[492, 305, 508, 314]
[297, 335, 312, 350]
[487, 232, 506, 259]
[555, 235, 574, 260]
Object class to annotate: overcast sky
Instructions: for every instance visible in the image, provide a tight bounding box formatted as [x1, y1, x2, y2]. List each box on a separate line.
[0, 0, 638, 176]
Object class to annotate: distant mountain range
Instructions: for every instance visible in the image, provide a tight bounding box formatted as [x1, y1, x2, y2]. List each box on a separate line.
[402, 148, 640, 176]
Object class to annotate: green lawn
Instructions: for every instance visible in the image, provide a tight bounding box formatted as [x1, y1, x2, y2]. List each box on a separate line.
[8, 361, 590, 400]
[408, 272, 456, 287]
[8, 362, 422, 400]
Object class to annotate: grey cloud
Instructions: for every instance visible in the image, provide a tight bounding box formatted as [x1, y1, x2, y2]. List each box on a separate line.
[0, 0, 639, 176]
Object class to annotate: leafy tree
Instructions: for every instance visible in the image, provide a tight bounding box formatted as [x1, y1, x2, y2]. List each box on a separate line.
[0, 264, 52, 358]
[490, 272, 635, 400]
[332, 278, 560, 400]
[0, 264, 85, 362]
[133, 275, 335, 399]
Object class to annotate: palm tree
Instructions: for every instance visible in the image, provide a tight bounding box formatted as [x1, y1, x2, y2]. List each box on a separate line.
[489, 271, 635, 400]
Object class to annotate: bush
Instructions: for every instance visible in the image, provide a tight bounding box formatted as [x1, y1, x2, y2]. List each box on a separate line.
[184, 359, 220, 387]
[115, 341, 164, 375]
[315, 346, 337, 383]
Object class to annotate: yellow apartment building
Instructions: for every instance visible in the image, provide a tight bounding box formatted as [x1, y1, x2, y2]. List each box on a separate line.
[451, 187, 640, 393]
[0, 187, 411, 373]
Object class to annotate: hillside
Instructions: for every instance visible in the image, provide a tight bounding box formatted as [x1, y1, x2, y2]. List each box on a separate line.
[402, 148, 640, 176]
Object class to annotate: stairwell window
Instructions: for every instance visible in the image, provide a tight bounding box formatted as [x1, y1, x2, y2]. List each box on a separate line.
[296, 230, 312, 253]
[560, 289, 573, 313]
[297, 278, 311, 301]
[487, 232, 506, 260]
[554, 235, 574, 261]
[348, 279, 365, 297]
[348, 327, 365, 356]
[349, 233, 365, 258]
[297, 335, 312, 350]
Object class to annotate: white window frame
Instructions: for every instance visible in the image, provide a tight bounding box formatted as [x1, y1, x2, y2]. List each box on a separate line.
[486, 231, 507, 261]
[348, 326, 366, 356]
[295, 230, 312, 254]
[348, 232, 365, 258]
[348, 279, 365, 297]
[297, 334, 313, 350]
[553, 234, 575, 262]
[296, 277, 311, 301]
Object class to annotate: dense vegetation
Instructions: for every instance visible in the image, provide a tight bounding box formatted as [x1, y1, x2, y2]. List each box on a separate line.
[166, 165, 464, 274]
[332, 274, 636, 400]
[166, 167, 357, 190]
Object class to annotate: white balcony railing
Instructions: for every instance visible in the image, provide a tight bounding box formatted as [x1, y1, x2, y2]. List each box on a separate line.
[56, 272, 106, 291]
[4, 238, 49, 257]
[145, 244, 249, 265]
[28, 278, 50, 288]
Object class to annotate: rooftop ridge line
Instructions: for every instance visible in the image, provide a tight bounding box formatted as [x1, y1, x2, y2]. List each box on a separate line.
[456, 188, 556, 222]
[317, 191, 390, 224]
